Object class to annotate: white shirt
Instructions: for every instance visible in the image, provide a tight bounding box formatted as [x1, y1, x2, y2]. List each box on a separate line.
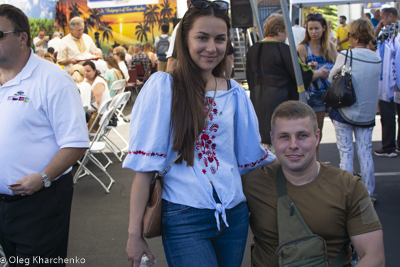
[118, 61, 130, 82]
[166, 23, 179, 58]
[155, 34, 172, 48]
[0, 51, 89, 195]
[58, 33, 97, 72]
[86, 76, 111, 112]
[77, 81, 91, 108]
[93, 59, 108, 76]
[291, 25, 306, 47]
[48, 37, 62, 52]
[125, 53, 132, 65]
[33, 36, 47, 53]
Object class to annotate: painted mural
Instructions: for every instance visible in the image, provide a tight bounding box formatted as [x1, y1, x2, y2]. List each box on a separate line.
[56, 0, 177, 53]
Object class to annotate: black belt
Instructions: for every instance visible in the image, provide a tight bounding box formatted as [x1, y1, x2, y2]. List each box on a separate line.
[0, 175, 64, 203]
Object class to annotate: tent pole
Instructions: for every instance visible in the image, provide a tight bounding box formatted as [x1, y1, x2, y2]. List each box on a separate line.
[249, 0, 264, 40]
[279, 0, 307, 103]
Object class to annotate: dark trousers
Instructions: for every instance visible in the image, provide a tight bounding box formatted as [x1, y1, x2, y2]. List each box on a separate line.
[0, 173, 74, 267]
[379, 100, 400, 151]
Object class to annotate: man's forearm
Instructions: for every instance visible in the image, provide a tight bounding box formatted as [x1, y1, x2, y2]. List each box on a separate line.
[43, 147, 87, 180]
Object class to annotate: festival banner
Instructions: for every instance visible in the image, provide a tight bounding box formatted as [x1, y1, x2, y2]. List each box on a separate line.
[56, 0, 177, 54]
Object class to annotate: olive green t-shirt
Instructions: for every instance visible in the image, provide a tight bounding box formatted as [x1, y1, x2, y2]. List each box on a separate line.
[242, 162, 382, 267]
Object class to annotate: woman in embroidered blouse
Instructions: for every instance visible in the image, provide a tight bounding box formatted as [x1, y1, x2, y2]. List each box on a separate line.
[104, 55, 125, 97]
[297, 13, 337, 158]
[246, 13, 327, 153]
[123, 2, 276, 267]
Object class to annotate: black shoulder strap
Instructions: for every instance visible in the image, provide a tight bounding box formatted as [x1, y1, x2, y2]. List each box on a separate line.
[226, 79, 231, 90]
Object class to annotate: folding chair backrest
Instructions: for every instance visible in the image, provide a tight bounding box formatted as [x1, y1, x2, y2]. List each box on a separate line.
[109, 79, 126, 92]
[135, 63, 145, 78]
[91, 108, 114, 142]
[114, 91, 131, 109]
[98, 98, 112, 115]
[128, 68, 137, 83]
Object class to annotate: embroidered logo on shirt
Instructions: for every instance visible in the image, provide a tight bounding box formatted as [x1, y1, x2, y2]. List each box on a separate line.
[196, 97, 219, 175]
[7, 91, 29, 103]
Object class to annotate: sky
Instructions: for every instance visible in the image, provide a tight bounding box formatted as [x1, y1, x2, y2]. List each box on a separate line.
[7, 0, 57, 19]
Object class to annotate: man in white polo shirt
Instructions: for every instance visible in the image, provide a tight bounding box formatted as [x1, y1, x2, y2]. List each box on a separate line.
[0, 5, 89, 266]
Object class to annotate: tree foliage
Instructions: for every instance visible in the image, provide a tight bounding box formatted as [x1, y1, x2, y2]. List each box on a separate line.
[303, 6, 338, 32]
[29, 18, 56, 48]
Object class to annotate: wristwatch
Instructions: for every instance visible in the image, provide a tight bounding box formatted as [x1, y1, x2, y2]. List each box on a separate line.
[40, 172, 51, 188]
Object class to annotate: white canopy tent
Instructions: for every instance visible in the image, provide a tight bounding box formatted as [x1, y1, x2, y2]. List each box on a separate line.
[290, 0, 392, 8]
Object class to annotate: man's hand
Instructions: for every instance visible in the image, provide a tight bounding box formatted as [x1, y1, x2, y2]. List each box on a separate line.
[338, 44, 343, 51]
[8, 173, 43, 195]
[307, 61, 318, 69]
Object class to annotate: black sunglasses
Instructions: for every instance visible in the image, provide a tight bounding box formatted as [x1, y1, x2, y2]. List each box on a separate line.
[307, 13, 323, 20]
[0, 30, 17, 39]
[190, 0, 229, 11]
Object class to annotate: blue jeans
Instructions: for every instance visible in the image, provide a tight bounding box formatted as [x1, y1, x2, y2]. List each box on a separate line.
[161, 197, 249, 267]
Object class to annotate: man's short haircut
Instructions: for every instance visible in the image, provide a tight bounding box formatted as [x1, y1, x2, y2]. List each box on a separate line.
[53, 31, 60, 37]
[113, 46, 126, 61]
[134, 43, 143, 51]
[340, 15, 347, 20]
[161, 24, 170, 33]
[381, 8, 399, 19]
[69, 17, 84, 29]
[294, 18, 299, 25]
[47, 47, 55, 54]
[0, 4, 32, 47]
[271, 101, 318, 134]
[364, 13, 371, 19]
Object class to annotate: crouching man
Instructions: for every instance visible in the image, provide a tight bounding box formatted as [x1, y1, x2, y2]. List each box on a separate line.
[242, 101, 385, 267]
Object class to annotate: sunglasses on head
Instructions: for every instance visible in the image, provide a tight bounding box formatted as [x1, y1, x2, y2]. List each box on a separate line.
[190, 0, 229, 11]
[0, 30, 17, 39]
[307, 13, 323, 20]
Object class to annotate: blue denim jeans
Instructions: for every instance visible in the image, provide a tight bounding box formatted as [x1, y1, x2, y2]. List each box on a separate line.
[162, 193, 249, 267]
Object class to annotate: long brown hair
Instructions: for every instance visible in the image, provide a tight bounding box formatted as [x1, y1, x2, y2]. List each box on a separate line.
[300, 15, 335, 63]
[170, 6, 230, 165]
[105, 55, 125, 80]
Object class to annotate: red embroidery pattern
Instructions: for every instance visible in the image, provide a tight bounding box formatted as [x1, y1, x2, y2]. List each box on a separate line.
[196, 97, 219, 175]
[238, 149, 269, 168]
[128, 150, 166, 158]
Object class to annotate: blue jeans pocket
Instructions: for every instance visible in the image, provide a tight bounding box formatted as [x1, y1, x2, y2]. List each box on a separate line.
[162, 200, 192, 216]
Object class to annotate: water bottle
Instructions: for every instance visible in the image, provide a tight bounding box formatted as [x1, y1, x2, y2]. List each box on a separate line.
[351, 249, 359, 266]
[139, 254, 153, 267]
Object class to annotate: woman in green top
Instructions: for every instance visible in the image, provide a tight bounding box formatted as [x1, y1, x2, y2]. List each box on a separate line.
[246, 13, 327, 152]
[104, 55, 125, 97]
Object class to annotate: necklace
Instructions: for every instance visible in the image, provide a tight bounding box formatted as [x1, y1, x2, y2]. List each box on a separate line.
[310, 162, 320, 183]
[0, 73, 6, 82]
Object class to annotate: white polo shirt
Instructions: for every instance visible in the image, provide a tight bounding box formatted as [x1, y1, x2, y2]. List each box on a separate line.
[0, 51, 90, 195]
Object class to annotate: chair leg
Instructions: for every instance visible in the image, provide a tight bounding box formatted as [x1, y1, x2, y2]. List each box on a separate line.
[111, 128, 129, 152]
[104, 135, 125, 161]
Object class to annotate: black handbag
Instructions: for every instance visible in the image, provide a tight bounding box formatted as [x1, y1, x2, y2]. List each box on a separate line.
[322, 49, 356, 108]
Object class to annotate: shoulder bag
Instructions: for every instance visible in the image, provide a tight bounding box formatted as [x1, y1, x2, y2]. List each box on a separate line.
[322, 49, 356, 108]
[142, 78, 219, 238]
[275, 165, 349, 267]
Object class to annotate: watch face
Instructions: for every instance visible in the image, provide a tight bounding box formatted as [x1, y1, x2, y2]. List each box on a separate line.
[44, 180, 51, 188]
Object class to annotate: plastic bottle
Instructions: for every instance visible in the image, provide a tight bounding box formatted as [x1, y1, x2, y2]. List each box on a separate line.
[351, 249, 359, 266]
[139, 254, 153, 267]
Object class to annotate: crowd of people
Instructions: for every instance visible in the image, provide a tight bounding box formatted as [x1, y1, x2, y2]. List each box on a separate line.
[0, 1, 397, 267]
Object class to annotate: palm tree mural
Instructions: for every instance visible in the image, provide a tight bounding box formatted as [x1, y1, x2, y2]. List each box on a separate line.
[55, 6, 67, 33]
[69, 3, 82, 20]
[135, 22, 150, 43]
[160, 0, 173, 22]
[87, 8, 103, 29]
[83, 16, 93, 33]
[144, 4, 160, 44]
[99, 21, 113, 43]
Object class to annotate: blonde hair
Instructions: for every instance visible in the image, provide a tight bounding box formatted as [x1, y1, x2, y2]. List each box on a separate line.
[263, 13, 286, 37]
[113, 46, 126, 61]
[300, 15, 335, 63]
[127, 45, 135, 56]
[69, 64, 85, 83]
[143, 42, 154, 54]
[348, 18, 375, 45]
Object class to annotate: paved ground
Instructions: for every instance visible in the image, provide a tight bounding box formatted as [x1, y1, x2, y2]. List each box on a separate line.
[67, 92, 400, 266]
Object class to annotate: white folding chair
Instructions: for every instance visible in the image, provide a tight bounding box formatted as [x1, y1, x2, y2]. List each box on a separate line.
[109, 79, 126, 97]
[74, 108, 116, 193]
[103, 92, 131, 161]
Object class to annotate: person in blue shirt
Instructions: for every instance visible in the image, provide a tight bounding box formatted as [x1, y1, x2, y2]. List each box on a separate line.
[123, 1, 276, 266]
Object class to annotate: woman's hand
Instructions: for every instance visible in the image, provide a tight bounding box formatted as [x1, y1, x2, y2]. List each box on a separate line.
[307, 61, 318, 69]
[313, 65, 330, 80]
[126, 235, 156, 267]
